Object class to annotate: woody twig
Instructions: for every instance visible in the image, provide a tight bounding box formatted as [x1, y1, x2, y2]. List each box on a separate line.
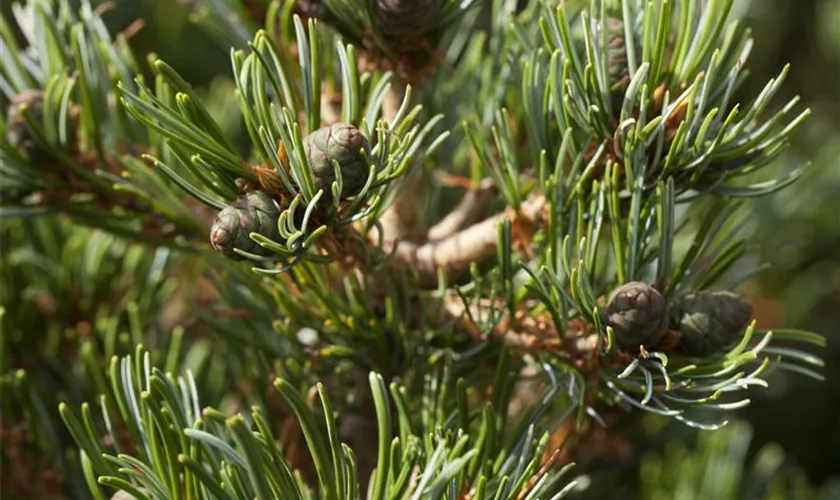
[381, 194, 547, 288]
[428, 177, 499, 242]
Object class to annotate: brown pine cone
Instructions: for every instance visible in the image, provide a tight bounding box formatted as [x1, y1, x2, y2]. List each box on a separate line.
[302, 123, 369, 199]
[373, 0, 443, 38]
[671, 291, 753, 356]
[210, 191, 281, 260]
[604, 281, 669, 352]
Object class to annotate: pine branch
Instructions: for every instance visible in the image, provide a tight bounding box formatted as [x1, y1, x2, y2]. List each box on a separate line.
[427, 177, 498, 242]
[385, 194, 546, 288]
[1, 1, 831, 499]
[0, 0, 210, 246]
[56, 347, 579, 499]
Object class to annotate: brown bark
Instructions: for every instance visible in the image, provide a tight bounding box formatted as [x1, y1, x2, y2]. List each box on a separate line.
[427, 178, 499, 242]
[388, 195, 547, 288]
[377, 80, 427, 246]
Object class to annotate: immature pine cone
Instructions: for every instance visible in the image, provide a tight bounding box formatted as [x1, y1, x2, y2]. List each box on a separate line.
[671, 291, 753, 356]
[303, 123, 369, 199]
[373, 0, 443, 38]
[210, 191, 280, 260]
[605, 281, 669, 352]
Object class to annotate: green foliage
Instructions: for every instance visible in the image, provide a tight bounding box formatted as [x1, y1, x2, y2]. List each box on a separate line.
[0, 0, 834, 498]
[640, 421, 840, 500]
[419, 0, 826, 430]
[60, 347, 577, 499]
[0, 216, 181, 497]
[0, 0, 206, 246]
[118, 16, 447, 268]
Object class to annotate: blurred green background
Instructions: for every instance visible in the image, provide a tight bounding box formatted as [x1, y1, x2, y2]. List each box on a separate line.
[732, 0, 840, 484]
[2, 0, 838, 493]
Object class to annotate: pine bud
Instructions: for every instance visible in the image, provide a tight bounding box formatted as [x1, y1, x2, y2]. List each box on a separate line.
[672, 291, 753, 356]
[303, 123, 369, 199]
[373, 0, 443, 38]
[605, 282, 668, 351]
[210, 191, 280, 260]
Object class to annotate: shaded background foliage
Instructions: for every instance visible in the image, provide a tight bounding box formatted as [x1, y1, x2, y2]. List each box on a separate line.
[0, 0, 837, 496]
[732, 0, 840, 484]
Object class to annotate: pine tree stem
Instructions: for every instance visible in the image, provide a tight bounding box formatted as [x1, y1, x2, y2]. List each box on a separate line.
[387, 194, 546, 288]
[427, 178, 498, 242]
[378, 80, 426, 246]
[440, 296, 599, 363]
[320, 91, 342, 126]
